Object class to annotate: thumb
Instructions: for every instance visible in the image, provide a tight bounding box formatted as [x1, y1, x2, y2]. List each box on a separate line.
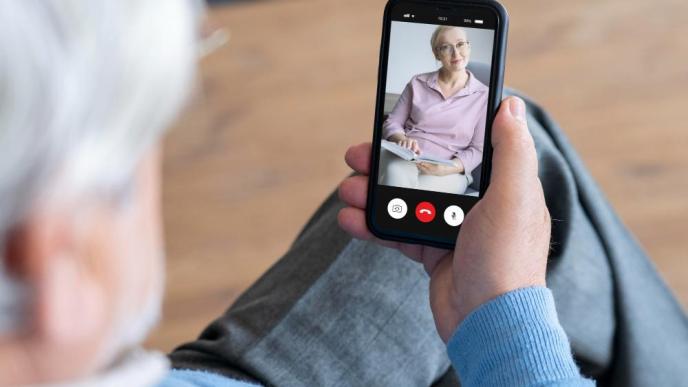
[488, 96, 539, 193]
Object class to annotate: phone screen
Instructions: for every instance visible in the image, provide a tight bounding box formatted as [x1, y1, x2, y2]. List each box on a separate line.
[369, 1, 504, 247]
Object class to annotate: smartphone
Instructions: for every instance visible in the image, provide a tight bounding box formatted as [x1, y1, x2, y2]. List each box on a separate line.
[366, 0, 508, 249]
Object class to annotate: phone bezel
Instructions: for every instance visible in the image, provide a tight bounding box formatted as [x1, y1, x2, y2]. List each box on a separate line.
[366, 0, 509, 249]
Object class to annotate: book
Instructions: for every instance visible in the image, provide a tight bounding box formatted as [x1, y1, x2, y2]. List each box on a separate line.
[381, 140, 455, 167]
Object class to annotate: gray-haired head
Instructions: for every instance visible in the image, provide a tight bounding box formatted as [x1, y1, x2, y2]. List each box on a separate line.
[0, 1, 201, 332]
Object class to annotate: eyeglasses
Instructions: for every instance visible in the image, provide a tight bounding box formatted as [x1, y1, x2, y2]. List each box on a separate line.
[199, 27, 231, 58]
[436, 41, 471, 55]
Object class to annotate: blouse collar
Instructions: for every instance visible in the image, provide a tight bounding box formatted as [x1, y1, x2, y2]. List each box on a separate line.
[423, 69, 487, 99]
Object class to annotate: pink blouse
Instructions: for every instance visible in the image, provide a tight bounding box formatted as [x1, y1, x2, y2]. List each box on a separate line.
[382, 70, 489, 175]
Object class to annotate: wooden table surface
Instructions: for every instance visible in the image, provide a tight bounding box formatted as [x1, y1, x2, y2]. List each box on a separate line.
[146, 0, 688, 352]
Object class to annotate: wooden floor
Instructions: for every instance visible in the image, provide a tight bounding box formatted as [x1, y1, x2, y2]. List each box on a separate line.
[146, 0, 688, 352]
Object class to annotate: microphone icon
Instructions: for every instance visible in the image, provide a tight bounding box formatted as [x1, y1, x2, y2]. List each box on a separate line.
[443, 205, 464, 227]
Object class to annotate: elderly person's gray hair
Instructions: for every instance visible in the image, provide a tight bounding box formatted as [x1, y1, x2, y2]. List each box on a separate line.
[0, 1, 201, 331]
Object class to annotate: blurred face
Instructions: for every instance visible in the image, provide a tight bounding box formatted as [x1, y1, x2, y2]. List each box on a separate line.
[99, 147, 166, 360]
[74, 146, 167, 373]
[434, 28, 471, 72]
[0, 147, 166, 385]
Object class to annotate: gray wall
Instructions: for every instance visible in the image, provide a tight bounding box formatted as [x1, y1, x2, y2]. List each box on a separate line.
[386, 22, 495, 94]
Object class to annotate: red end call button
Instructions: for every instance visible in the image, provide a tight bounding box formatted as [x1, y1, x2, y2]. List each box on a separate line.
[415, 202, 436, 223]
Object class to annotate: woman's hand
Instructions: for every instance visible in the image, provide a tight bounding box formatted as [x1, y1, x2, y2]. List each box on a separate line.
[399, 138, 421, 154]
[388, 133, 421, 154]
[338, 97, 550, 342]
[417, 162, 460, 176]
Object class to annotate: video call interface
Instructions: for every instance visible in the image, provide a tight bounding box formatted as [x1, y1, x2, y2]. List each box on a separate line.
[374, 7, 497, 240]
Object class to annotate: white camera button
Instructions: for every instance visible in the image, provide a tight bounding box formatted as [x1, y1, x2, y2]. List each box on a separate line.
[387, 198, 408, 220]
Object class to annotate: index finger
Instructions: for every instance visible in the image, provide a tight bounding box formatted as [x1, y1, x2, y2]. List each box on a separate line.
[345, 142, 372, 175]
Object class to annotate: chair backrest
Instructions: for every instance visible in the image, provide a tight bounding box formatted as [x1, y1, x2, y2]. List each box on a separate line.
[467, 61, 491, 85]
[466, 61, 490, 190]
[470, 163, 482, 190]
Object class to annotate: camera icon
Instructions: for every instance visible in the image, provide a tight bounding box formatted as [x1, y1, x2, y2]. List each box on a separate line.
[387, 198, 408, 220]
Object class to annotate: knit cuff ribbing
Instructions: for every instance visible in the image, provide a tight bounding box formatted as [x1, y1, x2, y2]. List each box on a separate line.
[446, 286, 592, 386]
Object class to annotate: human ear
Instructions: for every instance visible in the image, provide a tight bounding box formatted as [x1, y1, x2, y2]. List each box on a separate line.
[5, 205, 107, 344]
[1, 204, 113, 382]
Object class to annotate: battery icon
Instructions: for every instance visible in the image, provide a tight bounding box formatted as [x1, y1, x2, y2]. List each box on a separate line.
[474, 19, 484, 24]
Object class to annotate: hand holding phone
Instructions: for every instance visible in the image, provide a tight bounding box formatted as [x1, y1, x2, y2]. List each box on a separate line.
[339, 97, 550, 341]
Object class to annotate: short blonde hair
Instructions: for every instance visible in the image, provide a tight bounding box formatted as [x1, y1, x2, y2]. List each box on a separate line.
[430, 26, 468, 56]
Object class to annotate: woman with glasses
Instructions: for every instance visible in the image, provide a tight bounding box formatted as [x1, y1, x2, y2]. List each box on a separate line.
[380, 26, 489, 195]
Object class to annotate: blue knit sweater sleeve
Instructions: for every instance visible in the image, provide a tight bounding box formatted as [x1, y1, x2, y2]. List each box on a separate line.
[446, 286, 595, 387]
[160, 369, 259, 387]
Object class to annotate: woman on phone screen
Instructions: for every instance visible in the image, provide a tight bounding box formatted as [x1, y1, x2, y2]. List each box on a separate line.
[380, 26, 488, 195]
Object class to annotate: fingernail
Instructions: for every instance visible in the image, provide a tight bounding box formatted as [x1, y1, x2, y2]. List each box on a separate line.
[509, 97, 527, 123]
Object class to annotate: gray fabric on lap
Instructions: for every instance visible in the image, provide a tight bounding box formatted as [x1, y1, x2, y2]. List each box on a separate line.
[169, 90, 688, 387]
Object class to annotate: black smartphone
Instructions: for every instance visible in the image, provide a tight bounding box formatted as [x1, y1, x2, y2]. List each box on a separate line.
[366, 0, 508, 249]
